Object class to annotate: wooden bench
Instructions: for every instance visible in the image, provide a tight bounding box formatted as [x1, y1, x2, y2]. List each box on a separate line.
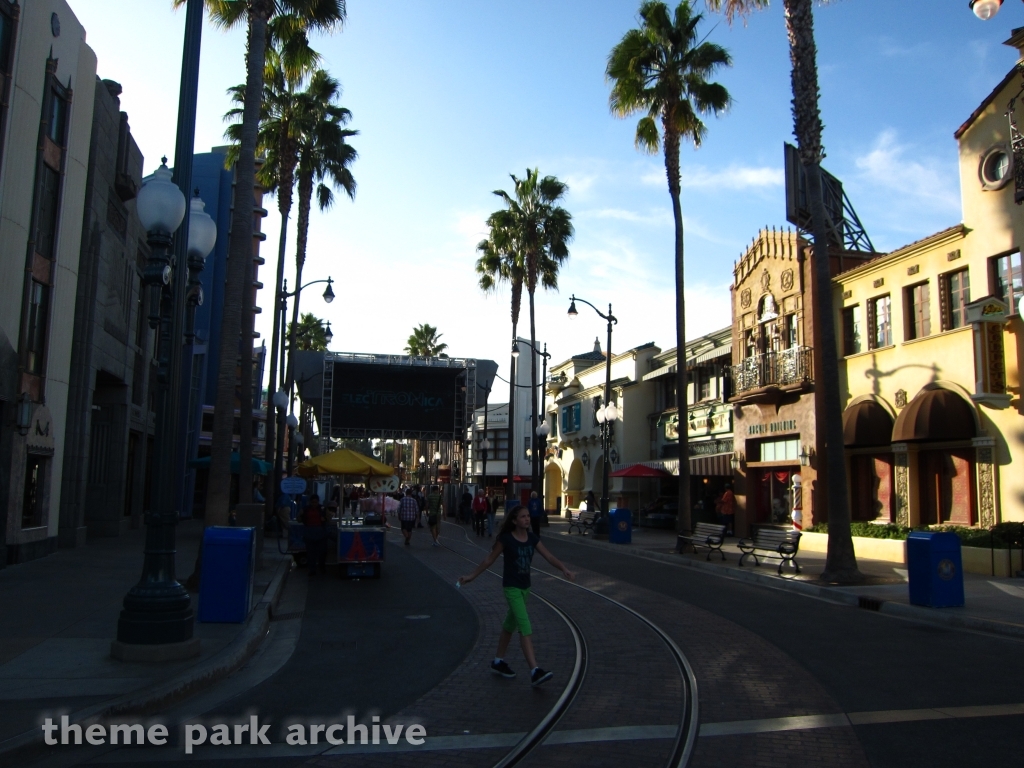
[676, 522, 727, 561]
[568, 509, 597, 535]
[738, 529, 802, 574]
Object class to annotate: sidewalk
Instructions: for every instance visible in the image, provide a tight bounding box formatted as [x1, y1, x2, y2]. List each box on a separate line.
[544, 516, 1024, 639]
[0, 519, 290, 756]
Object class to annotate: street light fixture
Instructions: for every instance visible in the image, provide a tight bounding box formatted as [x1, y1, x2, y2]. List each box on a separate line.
[566, 294, 618, 515]
[970, 0, 1003, 20]
[118, 158, 217, 651]
[324, 321, 333, 346]
[266, 274, 334, 524]
[514, 338, 552, 500]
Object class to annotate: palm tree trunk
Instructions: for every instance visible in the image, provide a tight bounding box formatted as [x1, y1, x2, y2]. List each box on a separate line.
[263, 209, 288, 524]
[284, 172, 313, 472]
[783, 0, 859, 581]
[664, 126, 692, 538]
[238, 226, 255, 504]
[528, 287, 539, 495]
[203, 7, 268, 529]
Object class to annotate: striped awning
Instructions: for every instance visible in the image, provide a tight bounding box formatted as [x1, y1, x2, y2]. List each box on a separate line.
[689, 453, 733, 476]
[642, 365, 676, 382]
[691, 345, 732, 365]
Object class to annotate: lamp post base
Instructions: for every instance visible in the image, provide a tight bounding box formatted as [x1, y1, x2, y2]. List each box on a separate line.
[116, 598, 195, 646]
[111, 637, 200, 662]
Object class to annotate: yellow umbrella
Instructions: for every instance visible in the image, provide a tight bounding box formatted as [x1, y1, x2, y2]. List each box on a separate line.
[296, 448, 395, 478]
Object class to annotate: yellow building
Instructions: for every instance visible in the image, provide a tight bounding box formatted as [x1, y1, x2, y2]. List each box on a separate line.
[833, 29, 1024, 528]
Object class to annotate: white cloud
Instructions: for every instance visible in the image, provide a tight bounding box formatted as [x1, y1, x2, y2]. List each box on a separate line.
[451, 210, 489, 250]
[578, 208, 673, 227]
[853, 130, 960, 215]
[641, 164, 784, 190]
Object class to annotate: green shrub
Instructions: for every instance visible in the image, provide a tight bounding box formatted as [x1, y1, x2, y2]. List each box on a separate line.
[806, 521, 1024, 548]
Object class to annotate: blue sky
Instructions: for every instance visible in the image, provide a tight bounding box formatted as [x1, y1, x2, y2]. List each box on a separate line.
[74, 0, 1018, 375]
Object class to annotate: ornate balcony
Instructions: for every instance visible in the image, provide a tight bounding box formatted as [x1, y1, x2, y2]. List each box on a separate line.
[730, 346, 813, 396]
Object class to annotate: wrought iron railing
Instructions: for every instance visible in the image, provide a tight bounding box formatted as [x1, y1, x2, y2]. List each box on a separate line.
[731, 346, 813, 394]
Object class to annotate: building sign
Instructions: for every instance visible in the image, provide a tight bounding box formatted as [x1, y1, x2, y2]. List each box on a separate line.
[26, 405, 55, 455]
[689, 438, 733, 457]
[747, 418, 797, 436]
[664, 406, 733, 442]
[688, 405, 732, 437]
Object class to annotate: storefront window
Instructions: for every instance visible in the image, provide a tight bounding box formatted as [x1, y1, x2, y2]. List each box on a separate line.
[22, 455, 45, 528]
[756, 437, 799, 462]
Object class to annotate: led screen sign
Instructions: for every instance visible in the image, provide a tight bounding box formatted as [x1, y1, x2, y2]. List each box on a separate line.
[330, 363, 461, 434]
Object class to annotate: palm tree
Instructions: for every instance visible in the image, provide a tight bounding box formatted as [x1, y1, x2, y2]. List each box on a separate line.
[607, 0, 732, 538]
[489, 170, 573, 494]
[704, 0, 860, 582]
[282, 71, 357, 438]
[225, 55, 326, 521]
[476, 218, 526, 493]
[289, 312, 330, 351]
[178, 0, 346, 537]
[404, 324, 449, 358]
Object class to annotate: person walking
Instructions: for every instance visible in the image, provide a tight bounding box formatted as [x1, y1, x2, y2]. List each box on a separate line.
[718, 482, 736, 537]
[459, 486, 473, 526]
[458, 505, 575, 686]
[472, 488, 488, 537]
[527, 491, 544, 538]
[426, 484, 443, 547]
[302, 494, 328, 576]
[398, 488, 420, 547]
[415, 485, 427, 529]
[486, 490, 497, 538]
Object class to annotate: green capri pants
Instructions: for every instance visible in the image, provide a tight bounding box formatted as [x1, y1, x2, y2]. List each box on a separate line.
[501, 587, 532, 636]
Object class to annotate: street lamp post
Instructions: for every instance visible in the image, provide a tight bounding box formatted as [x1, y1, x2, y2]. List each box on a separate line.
[116, 161, 216, 651]
[512, 339, 551, 497]
[434, 450, 441, 486]
[265, 277, 333, 509]
[567, 295, 617, 515]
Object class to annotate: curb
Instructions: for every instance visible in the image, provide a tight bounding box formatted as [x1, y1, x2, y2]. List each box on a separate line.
[551, 532, 1024, 640]
[0, 554, 292, 759]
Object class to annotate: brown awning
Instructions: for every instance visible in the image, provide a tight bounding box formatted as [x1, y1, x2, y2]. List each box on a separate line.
[892, 388, 977, 443]
[843, 400, 894, 447]
[689, 453, 733, 476]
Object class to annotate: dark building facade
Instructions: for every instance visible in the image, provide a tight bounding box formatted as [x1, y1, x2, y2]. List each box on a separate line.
[58, 78, 153, 546]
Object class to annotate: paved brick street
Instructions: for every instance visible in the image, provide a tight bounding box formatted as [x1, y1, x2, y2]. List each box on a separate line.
[9, 517, 1024, 768]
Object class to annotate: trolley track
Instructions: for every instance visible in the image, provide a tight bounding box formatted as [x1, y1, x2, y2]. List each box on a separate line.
[439, 520, 699, 768]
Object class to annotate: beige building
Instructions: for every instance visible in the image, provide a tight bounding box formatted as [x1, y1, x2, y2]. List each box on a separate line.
[833, 28, 1024, 528]
[0, 0, 96, 563]
[543, 340, 660, 514]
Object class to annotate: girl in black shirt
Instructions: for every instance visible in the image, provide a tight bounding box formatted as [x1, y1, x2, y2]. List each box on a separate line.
[459, 505, 575, 686]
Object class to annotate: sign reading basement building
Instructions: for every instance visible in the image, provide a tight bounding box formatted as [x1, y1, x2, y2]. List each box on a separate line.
[747, 419, 797, 436]
[331, 363, 461, 433]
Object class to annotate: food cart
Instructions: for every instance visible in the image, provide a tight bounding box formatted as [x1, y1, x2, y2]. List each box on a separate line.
[296, 449, 396, 578]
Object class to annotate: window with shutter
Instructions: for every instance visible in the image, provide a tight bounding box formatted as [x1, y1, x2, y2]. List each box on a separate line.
[943, 269, 970, 329]
[905, 282, 930, 340]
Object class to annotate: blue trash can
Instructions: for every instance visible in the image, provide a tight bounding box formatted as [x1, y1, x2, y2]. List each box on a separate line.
[907, 531, 964, 608]
[608, 508, 632, 544]
[199, 526, 256, 623]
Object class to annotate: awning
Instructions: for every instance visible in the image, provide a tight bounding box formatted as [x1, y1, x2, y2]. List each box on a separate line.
[642, 365, 676, 382]
[689, 453, 733, 476]
[188, 453, 272, 476]
[610, 464, 671, 478]
[296, 448, 394, 477]
[691, 345, 732, 365]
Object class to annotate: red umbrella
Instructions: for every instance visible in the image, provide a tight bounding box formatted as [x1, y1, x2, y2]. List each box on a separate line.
[609, 464, 671, 478]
